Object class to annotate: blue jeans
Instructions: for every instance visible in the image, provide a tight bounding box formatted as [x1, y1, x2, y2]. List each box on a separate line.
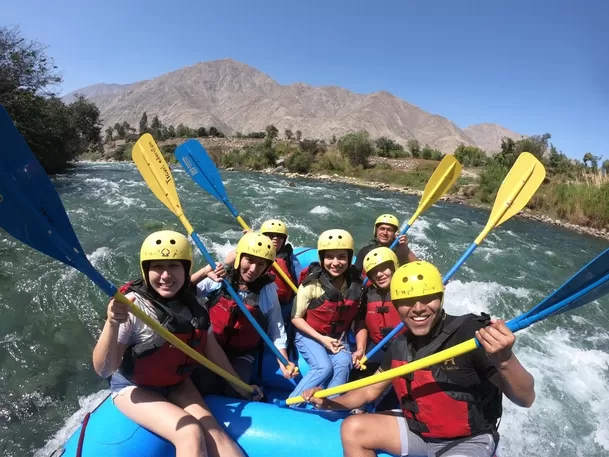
[289, 331, 352, 402]
[109, 370, 175, 397]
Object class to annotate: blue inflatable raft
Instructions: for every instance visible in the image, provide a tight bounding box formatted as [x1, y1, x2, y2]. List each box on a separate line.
[52, 247, 397, 457]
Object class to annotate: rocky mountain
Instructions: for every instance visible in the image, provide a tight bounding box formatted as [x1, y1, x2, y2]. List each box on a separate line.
[463, 123, 524, 154]
[63, 58, 523, 154]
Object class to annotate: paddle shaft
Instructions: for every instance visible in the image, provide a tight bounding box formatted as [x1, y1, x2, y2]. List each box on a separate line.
[283, 270, 609, 405]
[362, 161, 538, 365]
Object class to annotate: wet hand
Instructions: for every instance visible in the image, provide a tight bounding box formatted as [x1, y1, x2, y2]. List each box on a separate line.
[107, 296, 134, 326]
[321, 336, 344, 354]
[351, 349, 365, 369]
[280, 361, 298, 379]
[476, 319, 515, 366]
[240, 384, 264, 401]
[302, 386, 326, 409]
[395, 234, 408, 246]
[207, 263, 226, 282]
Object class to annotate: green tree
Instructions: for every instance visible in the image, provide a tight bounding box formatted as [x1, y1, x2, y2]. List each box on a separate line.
[296, 130, 302, 141]
[602, 159, 609, 175]
[0, 25, 62, 99]
[68, 95, 103, 152]
[114, 122, 125, 139]
[517, 133, 551, 161]
[583, 152, 594, 168]
[139, 112, 148, 134]
[197, 127, 208, 137]
[495, 137, 518, 168]
[375, 137, 403, 157]
[105, 126, 113, 143]
[176, 123, 190, 138]
[209, 126, 220, 137]
[285, 150, 313, 173]
[338, 131, 373, 167]
[122, 121, 133, 134]
[331, 134, 337, 145]
[547, 145, 573, 175]
[265, 124, 279, 139]
[299, 139, 326, 155]
[454, 144, 487, 167]
[150, 115, 163, 139]
[407, 139, 421, 158]
[167, 125, 176, 138]
[285, 129, 293, 140]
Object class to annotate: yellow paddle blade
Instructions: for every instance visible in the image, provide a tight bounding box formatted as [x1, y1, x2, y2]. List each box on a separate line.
[113, 292, 253, 394]
[407, 155, 462, 225]
[285, 338, 479, 405]
[475, 152, 546, 244]
[132, 134, 185, 220]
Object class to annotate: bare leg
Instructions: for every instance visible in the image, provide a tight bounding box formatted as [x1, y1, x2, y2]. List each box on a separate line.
[113, 386, 207, 457]
[340, 412, 404, 457]
[170, 378, 246, 457]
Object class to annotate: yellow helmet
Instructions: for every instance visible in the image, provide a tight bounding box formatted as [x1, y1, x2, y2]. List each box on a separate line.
[260, 219, 288, 238]
[390, 261, 444, 302]
[317, 229, 354, 253]
[363, 247, 398, 274]
[374, 214, 399, 237]
[140, 230, 193, 283]
[234, 232, 276, 272]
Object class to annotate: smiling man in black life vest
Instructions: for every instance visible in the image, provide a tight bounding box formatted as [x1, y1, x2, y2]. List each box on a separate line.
[302, 261, 535, 457]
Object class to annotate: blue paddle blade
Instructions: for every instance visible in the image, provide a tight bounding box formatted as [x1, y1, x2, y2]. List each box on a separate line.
[175, 139, 238, 215]
[542, 272, 609, 320]
[509, 271, 609, 332]
[512, 248, 609, 324]
[0, 105, 116, 297]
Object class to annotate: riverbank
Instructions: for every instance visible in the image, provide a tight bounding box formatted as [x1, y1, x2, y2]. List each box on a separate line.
[250, 167, 609, 241]
[73, 158, 609, 241]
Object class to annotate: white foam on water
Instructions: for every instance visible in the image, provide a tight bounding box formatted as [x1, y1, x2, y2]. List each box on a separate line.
[87, 246, 113, 269]
[449, 242, 469, 253]
[545, 250, 556, 257]
[310, 205, 331, 215]
[207, 240, 237, 261]
[477, 245, 505, 262]
[451, 217, 467, 225]
[437, 222, 451, 231]
[354, 201, 366, 207]
[444, 279, 532, 316]
[33, 390, 110, 457]
[498, 328, 609, 456]
[104, 195, 144, 208]
[407, 218, 431, 242]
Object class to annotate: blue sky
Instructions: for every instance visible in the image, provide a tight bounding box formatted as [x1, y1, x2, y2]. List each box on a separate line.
[4, 0, 608, 159]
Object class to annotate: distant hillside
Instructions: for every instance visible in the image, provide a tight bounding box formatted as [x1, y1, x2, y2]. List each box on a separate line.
[63, 58, 524, 154]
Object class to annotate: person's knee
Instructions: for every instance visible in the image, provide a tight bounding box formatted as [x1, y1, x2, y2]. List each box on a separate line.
[340, 415, 365, 444]
[310, 361, 333, 381]
[173, 421, 205, 450]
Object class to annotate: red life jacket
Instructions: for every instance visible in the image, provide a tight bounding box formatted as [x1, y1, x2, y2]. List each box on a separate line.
[390, 314, 502, 441]
[273, 243, 298, 305]
[363, 285, 405, 345]
[206, 268, 275, 356]
[118, 279, 210, 388]
[301, 263, 363, 337]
